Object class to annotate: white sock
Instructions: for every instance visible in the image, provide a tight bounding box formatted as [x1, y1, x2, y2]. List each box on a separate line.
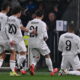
[16, 54, 20, 66]
[18, 55, 26, 68]
[0, 59, 3, 68]
[66, 70, 80, 76]
[10, 60, 16, 72]
[45, 58, 53, 72]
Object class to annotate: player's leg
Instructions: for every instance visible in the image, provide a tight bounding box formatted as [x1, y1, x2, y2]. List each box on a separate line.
[45, 54, 58, 76]
[9, 43, 20, 76]
[17, 41, 27, 74]
[0, 51, 6, 68]
[30, 49, 40, 66]
[10, 50, 16, 72]
[58, 56, 68, 75]
[65, 55, 80, 76]
[0, 45, 6, 68]
[40, 42, 58, 76]
[29, 49, 40, 75]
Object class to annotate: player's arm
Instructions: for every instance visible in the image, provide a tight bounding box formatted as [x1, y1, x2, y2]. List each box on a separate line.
[5, 26, 16, 46]
[43, 32, 48, 41]
[58, 36, 63, 52]
[42, 23, 48, 41]
[20, 26, 29, 32]
[20, 26, 37, 35]
[77, 37, 80, 53]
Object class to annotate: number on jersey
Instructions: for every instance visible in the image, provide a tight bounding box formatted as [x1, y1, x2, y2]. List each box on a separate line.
[66, 40, 71, 51]
[30, 26, 38, 37]
[8, 24, 17, 34]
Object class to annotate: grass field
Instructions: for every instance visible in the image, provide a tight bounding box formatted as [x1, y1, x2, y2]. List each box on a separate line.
[0, 72, 80, 80]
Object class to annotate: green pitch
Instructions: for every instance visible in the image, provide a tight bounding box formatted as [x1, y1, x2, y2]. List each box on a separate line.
[0, 72, 80, 80]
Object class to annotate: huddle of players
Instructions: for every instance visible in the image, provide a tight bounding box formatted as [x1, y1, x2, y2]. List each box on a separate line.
[0, 1, 58, 76]
[0, 1, 80, 77]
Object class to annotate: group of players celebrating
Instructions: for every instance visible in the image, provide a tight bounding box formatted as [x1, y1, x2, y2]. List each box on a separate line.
[0, 1, 80, 77]
[0, 1, 58, 76]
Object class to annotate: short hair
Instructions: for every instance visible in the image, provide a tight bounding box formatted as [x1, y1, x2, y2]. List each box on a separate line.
[11, 6, 22, 15]
[1, 1, 10, 10]
[35, 10, 44, 17]
[68, 21, 75, 31]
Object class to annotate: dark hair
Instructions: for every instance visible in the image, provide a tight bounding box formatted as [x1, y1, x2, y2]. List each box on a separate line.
[1, 1, 10, 10]
[35, 10, 44, 17]
[68, 21, 75, 31]
[11, 6, 22, 15]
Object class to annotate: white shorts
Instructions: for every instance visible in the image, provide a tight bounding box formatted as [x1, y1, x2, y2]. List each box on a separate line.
[10, 40, 27, 52]
[30, 41, 50, 56]
[61, 55, 80, 70]
[31, 49, 40, 59]
[0, 37, 10, 53]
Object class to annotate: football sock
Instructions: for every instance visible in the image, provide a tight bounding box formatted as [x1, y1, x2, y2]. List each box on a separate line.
[16, 54, 20, 66]
[0, 59, 3, 68]
[66, 70, 80, 76]
[18, 55, 26, 68]
[45, 58, 53, 72]
[10, 60, 16, 72]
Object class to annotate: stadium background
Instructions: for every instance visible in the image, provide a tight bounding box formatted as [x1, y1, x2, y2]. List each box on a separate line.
[0, 0, 80, 70]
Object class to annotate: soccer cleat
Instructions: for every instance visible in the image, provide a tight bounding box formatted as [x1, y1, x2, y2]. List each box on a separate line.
[50, 71, 55, 76]
[30, 64, 35, 75]
[58, 69, 66, 76]
[50, 68, 58, 76]
[53, 68, 59, 73]
[10, 71, 20, 76]
[20, 70, 27, 75]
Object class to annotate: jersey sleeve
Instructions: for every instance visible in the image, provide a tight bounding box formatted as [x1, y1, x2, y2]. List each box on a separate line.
[77, 37, 80, 53]
[17, 19, 23, 28]
[58, 36, 63, 52]
[24, 21, 31, 35]
[42, 22, 48, 39]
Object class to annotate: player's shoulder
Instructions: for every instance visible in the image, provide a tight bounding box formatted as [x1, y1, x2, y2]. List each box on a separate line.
[59, 33, 70, 40]
[59, 33, 67, 38]
[9, 16, 20, 22]
[0, 12, 8, 19]
[73, 34, 80, 39]
[60, 32, 80, 39]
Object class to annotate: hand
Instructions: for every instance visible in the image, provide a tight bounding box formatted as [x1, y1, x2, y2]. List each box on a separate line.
[10, 40, 16, 47]
[32, 29, 37, 35]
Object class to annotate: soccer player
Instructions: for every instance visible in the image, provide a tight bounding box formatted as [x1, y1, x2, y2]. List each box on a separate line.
[58, 21, 80, 76]
[0, 1, 10, 68]
[6, 6, 36, 76]
[26, 10, 58, 76]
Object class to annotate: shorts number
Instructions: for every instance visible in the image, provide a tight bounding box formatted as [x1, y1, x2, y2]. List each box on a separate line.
[30, 26, 38, 37]
[8, 24, 17, 34]
[66, 40, 71, 51]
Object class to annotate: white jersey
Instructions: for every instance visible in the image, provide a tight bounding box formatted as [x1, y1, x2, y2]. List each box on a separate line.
[26, 18, 48, 48]
[0, 12, 8, 41]
[58, 32, 80, 56]
[6, 16, 23, 42]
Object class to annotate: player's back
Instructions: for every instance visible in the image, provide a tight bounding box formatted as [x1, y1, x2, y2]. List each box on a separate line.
[59, 32, 80, 56]
[7, 16, 23, 39]
[0, 12, 8, 40]
[27, 18, 47, 48]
